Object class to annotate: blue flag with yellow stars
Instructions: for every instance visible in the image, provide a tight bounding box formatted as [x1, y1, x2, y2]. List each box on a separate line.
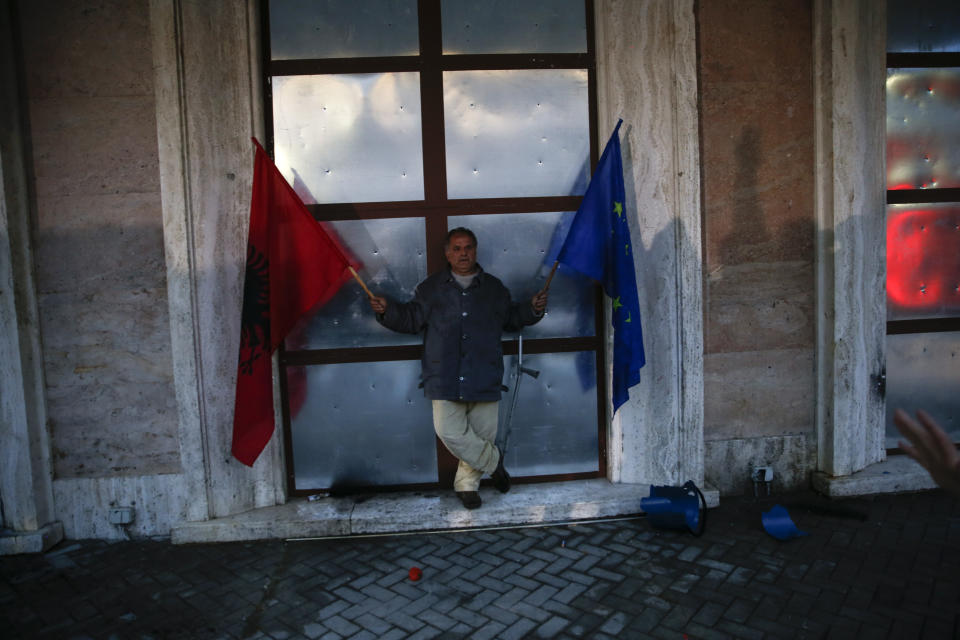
[557, 119, 645, 412]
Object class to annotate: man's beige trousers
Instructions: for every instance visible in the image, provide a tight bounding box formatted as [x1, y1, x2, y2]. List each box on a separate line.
[431, 400, 501, 492]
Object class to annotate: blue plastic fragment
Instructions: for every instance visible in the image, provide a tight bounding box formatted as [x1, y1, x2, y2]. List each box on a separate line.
[642, 483, 701, 533]
[761, 504, 809, 541]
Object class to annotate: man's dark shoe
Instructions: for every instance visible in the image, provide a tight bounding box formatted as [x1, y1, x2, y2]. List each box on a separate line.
[492, 458, 511, 494]
[456, 491, 482, 509]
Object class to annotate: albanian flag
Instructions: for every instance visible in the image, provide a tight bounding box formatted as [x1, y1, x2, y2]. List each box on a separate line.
[232, 139, 356, 466]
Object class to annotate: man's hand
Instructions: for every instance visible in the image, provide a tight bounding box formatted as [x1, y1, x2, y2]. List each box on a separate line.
[369, 295, 387, 315]
[531, 290, 548, 315]
[894, 408, 960, 497]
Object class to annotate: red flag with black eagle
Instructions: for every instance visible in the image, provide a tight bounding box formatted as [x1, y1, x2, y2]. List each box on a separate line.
[232, 139, 356, 466]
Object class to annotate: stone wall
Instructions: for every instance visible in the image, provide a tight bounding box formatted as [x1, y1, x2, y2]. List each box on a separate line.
[699, 0, 818, 494]
[19, 0, 179, 479]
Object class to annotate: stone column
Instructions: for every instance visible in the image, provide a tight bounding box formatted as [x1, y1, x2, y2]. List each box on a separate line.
[0, 2, 62, 553]
[595, 0, 704, 486]
[813, 0, 887, 476]
[150, 0, 283, 521]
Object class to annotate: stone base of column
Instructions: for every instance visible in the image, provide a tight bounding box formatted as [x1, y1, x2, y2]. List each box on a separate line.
[0, 521, 63, 555]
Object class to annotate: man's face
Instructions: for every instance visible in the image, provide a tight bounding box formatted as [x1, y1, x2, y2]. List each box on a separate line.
[445, 233, 478, 276]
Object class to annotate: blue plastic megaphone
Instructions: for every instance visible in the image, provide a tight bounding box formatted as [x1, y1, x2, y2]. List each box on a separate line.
[641, 481, 707, 536]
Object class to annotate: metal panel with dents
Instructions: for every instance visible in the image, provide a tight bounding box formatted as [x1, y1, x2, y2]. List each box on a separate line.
[269, 0, 419, 59]
[272, 73, 425, 203]
[886, 0, 960, 53]
[443, 69, 590, 199]
[288, 349, 600, 491]
[287, 360, 438, 490]
[885, 331, 960, 447]
[886, 203, 960, 321]
[886, 68, 960, 190]
[441, 0, 587, 54]
[498, 351, 599, 476]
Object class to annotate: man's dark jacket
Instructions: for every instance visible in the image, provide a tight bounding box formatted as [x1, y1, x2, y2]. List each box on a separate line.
[377, 266, 541, 401]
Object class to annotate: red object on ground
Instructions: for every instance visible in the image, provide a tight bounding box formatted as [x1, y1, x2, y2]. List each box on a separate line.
[408, 567, 423, 581]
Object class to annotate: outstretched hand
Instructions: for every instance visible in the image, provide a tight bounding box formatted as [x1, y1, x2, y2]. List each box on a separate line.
[894, 408, 960, 497]
[369, 295, 387, 315]
[531, 289, 548, 315]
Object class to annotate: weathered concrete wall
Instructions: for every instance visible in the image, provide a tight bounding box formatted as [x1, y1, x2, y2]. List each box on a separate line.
[813, 0, 886, 478]
[19, 0, 179, 478]
[0, 0, 57, 541]
[699, 0, 817, 493]
[595, 0, 704, 487]
[151, 0, 282, 520]
[705, 433, 817, 496]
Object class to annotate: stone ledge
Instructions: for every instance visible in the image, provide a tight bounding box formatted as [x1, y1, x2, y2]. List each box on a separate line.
[812, 455, 938, 497]
[0, 521, 64, 555]
[172, 479, 720, 544]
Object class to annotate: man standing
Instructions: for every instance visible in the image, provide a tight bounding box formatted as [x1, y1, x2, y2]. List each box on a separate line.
[369, 228, 548, 509]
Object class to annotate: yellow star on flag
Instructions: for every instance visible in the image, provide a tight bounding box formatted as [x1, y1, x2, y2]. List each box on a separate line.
[612, 296, 623, 311]
[613, 201, 623, 217]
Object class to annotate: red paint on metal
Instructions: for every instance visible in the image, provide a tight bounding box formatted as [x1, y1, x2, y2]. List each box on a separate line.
[886, 208, 960, 311]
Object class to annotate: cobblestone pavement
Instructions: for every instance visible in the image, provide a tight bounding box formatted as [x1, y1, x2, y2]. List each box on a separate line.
[2, 489, 959, 639]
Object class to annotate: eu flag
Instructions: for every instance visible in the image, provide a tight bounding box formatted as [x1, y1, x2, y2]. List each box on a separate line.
[557, 119, 645, 411]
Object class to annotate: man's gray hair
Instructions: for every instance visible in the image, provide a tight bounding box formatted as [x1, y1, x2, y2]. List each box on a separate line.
[445, 227, 477, 247]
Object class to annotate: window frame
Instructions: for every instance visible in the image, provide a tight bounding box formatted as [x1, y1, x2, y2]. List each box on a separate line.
[261, 0, 608, 494]
[885, 49, 960, 452]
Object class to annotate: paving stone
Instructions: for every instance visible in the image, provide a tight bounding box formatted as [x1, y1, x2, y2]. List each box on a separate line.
[509, 600, 552, 623]
[587, 567, 626, 582]
[499, 616, 538, 640]
[384, 610, 425, 633]
[524, 584, 560, 607]
[570, 554, 601, 572]
[448, 606, 491, 627]
[561, 570, 595, 586]
[482, 603, 519, 626]
[722, 596, 756, 624]
[464, 589, 499, 611]
[450, 622, 474, 634]
[677, 545, 703, 562]
[416, 609, 457, 631]
[469, 620, 507, 640]
[407, 625, 442, 640]
[715, 618, 765, 639]
[489, 561, 521, 579]
[535, 615, 570, 638]
[632, 606, 668, 632]
[323, 615, 360, 636]
[597, 611, 628, 635]
[353, 612, 391, 635]
[529, 571, 570, 590]
[502, 573, 540, 590]
[2, 491, 958, 640]
[692, 601, 726, 626]
[553, 582, 587, 605]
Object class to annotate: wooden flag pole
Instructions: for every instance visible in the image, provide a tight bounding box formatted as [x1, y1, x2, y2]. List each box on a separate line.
[348, 266, 375, 298]
[541, 260, 559, 293]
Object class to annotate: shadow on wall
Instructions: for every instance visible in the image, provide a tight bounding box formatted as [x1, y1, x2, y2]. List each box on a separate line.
[34, 223, 181, 479]
[703, 206, 887, 495]
[717, 125, 814, 267]
[617, 125, 705, 487]
[725, 126, 771, 255]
